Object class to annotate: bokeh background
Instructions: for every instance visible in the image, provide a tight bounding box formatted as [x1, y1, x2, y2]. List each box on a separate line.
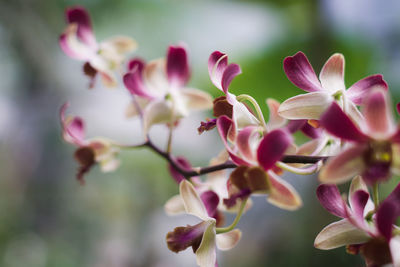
[1, 0, 400, 266]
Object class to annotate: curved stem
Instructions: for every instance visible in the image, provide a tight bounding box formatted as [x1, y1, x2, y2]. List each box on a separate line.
[216, 198, 247, 234]
[372, 183, 380, 210]
[236, 94, 268, 130]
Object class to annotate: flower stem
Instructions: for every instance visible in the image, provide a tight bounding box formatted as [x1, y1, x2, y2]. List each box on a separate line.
[236, 94, 268, 130]
[372, 183, 380, 210]
[216, 198, 247, 234]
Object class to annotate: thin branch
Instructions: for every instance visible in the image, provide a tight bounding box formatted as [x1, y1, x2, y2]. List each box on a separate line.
[125, 139, 328, 179]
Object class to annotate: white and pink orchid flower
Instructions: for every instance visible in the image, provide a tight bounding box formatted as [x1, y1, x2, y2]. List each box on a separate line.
[216, 115, 303, 210]
[278, 51, 387, 121]
[60, 103, 120, 183]
[319, 87, 400, 185]
[208, 51, 260, 130]
[315, 177, 400, 267]
[123, 45, 213, 134]
[166, 180, 241, 267]
[59, 6, 137, 87]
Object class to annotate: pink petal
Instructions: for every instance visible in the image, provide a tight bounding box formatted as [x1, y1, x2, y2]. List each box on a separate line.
[257, 129, 293, 171]
[376, 201, 396, 241]
[236, 126, 258, 162]
[123, 70, 154, 99]
[363, 88, 395, 138]
[319, 53, 345, 93]
[59, 24, 93, 60]
[127, 58, 145, 72]
[283, 51, 322, 92]
[208, 51, 228, 91]
[167, 45, 190, 87]
[59, 102, 85, 146]
[65, 6, 97, 48]
[319, 145, 367, 184]
[221, 63, 241, 94]
[316, 184, 347, 218]
[349, 190, 370, 229]
[200, 190, 220, 219]
[346, 74, 388, 105]
[168, 156, 192, 184]
[267, 171, 302, 210]
[216, 116, 252, 166]
[320, 102, 368, 142]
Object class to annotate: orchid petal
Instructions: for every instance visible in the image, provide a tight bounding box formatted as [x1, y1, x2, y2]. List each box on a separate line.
[200, 191, 220, 218]
[349, 190, 370, 229]
[101, 36, 137, 55]
[65, 6, 96, 48]
[196, 221, 217, 267]
[180, 180, 209, 221]
[283, 51, 322, 92]
[278, 92, 332, 120]
[164, 195, 185, 216]
[208, 51, 228, 91]
[346, 74, 388, 105]
[257, 129, 292, 171]
[142, 100, 175, 135]
[320, 102, 368, 142]
[216, 229, 242, 251]
[314, 219, 370, 250]
[89, 55, 117, 87]
[232, 101, 259, 129]
[316, 184, 347, 218]
[376, 201, 396, 241]
[267, 171, 302, 210]
[319, 53, 345, 93]
[59, 24, 94, 60]
[349, 176, 369, 206]
[167, 45, 190, 87]
[266, 98, 286, 131]
[123, 70, 154, 99]
[236, 126, 259, 162]
[363, 88, 395, 139]
[143, 59, 169, 97]
[180, 89, 213, 111]
[319, 145, 367, 184]
[390, 236, 400, 267]
[60, 103, 86, 146]
[125, 98, 149, 118]
[221, 64, 241, 94]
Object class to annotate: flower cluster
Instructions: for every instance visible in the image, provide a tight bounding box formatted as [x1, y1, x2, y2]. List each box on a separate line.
[59, 6, 400, 267]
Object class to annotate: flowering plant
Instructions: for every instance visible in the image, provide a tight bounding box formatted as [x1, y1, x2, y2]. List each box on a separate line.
[59, 6, 400, 267]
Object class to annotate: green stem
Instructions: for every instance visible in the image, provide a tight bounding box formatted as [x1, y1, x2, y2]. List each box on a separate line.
[372, 183, 379, 210]
[236, 94, 268, 130]
[216, 198, 247, 234]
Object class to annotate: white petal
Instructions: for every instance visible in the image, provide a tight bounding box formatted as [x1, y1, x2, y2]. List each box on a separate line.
[314, 219, 370, 250]
[195, 220, 216, 267]
[180, 88, 213, 111]
[232, 101, 259, 129]
[164, 195, 185, 216]
[180, 180, 209, 221]
[216, 229, 242, 251]
[142, 100, 176, 135]
[319, 53, 346, 93]
[278, 92, 333, 120]
[143, 58, 169, 97]
[390, 236, 400, 267]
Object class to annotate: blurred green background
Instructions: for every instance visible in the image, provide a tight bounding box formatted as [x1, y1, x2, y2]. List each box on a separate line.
[1, 0, 400, 266]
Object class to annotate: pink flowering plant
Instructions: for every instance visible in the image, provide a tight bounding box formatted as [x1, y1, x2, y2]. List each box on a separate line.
[59, 6, 400, 267]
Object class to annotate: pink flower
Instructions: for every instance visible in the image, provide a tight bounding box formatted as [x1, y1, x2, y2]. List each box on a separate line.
[319, 88, 400, 185]
[315, 177, 400, 267]
[60, 103, 120, 183]
[59, 6, 137, 88]
[216, 115, 303, 210]
[278, 51, 387, 121]
[123, 45, 213, 134]
[166, 181, 241, 267]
